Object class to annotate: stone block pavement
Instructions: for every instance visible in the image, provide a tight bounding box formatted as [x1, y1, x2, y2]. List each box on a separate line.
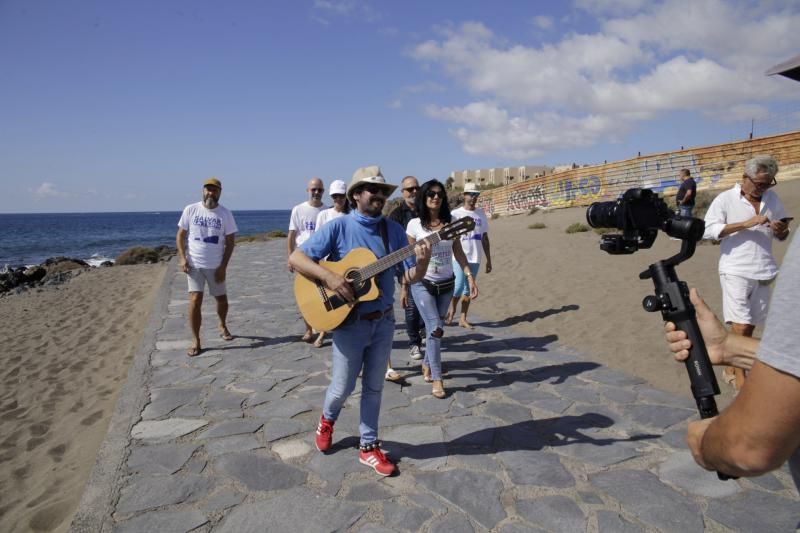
[72, 240, 799, 532]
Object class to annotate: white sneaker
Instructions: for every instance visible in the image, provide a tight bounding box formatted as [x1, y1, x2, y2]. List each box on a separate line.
[409, 345, 423, 360]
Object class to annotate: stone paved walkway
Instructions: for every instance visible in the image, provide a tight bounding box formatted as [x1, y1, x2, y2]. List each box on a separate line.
[72, 240, 799, 532]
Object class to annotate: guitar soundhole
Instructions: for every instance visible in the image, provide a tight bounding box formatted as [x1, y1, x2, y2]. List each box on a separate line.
[345, 269, 362, 291]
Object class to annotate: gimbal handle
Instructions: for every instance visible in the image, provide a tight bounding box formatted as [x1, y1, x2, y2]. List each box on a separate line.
[641, 260, 735, 481]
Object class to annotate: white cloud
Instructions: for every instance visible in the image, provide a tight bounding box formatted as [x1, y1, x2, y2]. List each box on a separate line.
[312, 0, 380, 23]
[389, 82, 446, 110]
[411, 1, 800, 159]
[705, 103, 771, 122]
[426, 102, 624, 159]
[575, 0, 649, 16]
[532, 15, 553, 30]
[32, 182, 70, 198]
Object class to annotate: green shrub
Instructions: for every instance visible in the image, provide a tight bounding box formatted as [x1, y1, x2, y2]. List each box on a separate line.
[266, 230, 287, 239]
[115, 246, 160, 265]
[528, 222, 546, 229]
[565, 223, 590, 234]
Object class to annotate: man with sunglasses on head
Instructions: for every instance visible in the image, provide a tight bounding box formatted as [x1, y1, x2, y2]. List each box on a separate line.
[389, 176, 426, 366]
[288, 177, 326, 342]
[290, 166, 432, 476]
[703, 155, 791, 392]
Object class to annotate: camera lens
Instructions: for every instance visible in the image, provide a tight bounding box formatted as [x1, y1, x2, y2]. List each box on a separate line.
[586, 201, 618, 228]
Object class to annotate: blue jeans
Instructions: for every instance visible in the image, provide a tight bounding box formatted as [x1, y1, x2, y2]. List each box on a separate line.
[402, 282, 424, 347]
[677, 205, 693, 217]
[452, 261, 480, 297]
[410, 283, 453, 381]
[323, 310, 395, 446]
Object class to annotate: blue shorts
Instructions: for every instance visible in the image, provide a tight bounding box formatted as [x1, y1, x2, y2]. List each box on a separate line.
[452, 261, 480, 297]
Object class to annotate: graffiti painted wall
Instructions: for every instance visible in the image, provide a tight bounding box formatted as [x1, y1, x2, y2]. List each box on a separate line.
[474, 131, 800, 217]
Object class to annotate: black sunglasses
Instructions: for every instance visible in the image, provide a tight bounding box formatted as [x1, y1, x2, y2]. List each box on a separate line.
[331, 193, 345, 199]
[425, 190, 444, 199]
[363, 184, 387, 195]
[310, 188, 324, 193]
[403, 186, 419, 193]
[746, 175, 776, 189]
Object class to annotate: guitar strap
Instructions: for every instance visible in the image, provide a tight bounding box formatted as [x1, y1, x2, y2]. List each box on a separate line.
[379, 218, 390, 256]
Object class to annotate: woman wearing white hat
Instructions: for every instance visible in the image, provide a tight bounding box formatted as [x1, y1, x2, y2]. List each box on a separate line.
[311, 179, 350, 348]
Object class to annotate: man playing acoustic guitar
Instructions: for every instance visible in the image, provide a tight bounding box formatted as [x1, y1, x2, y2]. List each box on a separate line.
[289, 165, 432, 476]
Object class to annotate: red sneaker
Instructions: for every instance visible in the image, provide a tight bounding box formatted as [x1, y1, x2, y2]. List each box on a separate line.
[358, 443, 395, 476]
[315, 415, 334, 452]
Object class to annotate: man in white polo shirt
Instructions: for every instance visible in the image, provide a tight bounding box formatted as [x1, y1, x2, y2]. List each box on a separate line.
[703, 155, 791, 391]
[177, 177, 239, 357]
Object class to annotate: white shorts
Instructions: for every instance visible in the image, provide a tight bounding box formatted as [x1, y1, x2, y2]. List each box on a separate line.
[187, 267, 227, 297]
[720, 273, 772, 326]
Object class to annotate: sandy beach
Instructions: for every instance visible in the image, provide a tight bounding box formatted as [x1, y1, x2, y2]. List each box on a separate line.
[477, 178, 800, 399]
[0, 263, 167, 532]
[2, 178, 799, 531]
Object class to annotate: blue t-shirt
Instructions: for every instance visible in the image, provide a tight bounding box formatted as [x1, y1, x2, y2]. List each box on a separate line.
[300, 211, 408, 313]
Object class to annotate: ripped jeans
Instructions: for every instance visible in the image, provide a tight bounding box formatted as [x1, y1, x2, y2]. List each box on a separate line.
[409, 282, 453, 381]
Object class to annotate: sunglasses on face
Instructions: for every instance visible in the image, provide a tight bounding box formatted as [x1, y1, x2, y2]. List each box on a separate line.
[331, 194, 345, 200]
[746, 175, 777, 189]
[363, 184, 387, 195]
[403, 186, 419, 193]
[425, 190, 444, 199]
[310, 188, 324, 193]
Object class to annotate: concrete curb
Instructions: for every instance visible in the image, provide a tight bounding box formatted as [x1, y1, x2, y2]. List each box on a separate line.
[69, 259, 176, 533]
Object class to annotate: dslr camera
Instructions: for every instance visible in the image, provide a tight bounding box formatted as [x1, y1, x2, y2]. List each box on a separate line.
[585, 188, 703, 253]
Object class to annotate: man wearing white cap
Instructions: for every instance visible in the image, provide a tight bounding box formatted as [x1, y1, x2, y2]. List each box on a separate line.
[290, 165, 432, 476]
[176, 177, 238, 357]
[310, 179, 350, 348]
[447, 182, 492, 328]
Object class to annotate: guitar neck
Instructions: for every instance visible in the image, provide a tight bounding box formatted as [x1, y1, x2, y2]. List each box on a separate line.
[357, 232, 442, 281]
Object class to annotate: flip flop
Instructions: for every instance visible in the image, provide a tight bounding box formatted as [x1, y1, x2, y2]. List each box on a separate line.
[220, 331, 234, 341]
[301, 332, 313, 343]
[385, 369, 403, 382]
[187, 346, 201, 357]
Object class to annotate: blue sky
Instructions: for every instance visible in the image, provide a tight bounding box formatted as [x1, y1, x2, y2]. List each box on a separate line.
[2, 0, 799, 213]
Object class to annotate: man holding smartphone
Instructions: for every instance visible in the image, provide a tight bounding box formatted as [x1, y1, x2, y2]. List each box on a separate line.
[703, 155, 791, 391]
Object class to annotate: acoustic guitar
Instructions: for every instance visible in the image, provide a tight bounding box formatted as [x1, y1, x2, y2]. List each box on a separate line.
[294, 217, 475, 331]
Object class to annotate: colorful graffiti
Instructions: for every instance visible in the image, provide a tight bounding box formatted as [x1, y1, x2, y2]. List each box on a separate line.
[459, 131, 800, 217]
[476, 195, 495, 216]
[506, 184, 548, 212]
[550, 175, 602, 206]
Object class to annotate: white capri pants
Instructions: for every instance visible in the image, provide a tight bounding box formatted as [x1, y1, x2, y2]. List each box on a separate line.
[720, 272, 772, 326]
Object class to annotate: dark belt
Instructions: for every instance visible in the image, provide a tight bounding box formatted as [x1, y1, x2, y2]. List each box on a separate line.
[359, 307, 392, 321]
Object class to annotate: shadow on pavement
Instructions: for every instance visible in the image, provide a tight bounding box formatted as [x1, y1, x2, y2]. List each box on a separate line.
[477, 304, 580, 328]
[388, 414, 659, 462]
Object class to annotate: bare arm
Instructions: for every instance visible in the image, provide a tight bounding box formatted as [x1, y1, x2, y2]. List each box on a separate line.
[664, 288, 758, 370]
[289, 248, 354, 302]
[689, 360, 800, 476]
[176, 228, 189, 273]
[402, 235, 433, 284]
[482, 234, 492, 273]
[718, 215, 770, 238]
[287, 230, 297, 272]
[215, 233, 236, 283]
[680, 189, 694, 204]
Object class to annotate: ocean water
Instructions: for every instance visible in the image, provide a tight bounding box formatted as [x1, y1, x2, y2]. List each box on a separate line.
[0, 210, 291, 268]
